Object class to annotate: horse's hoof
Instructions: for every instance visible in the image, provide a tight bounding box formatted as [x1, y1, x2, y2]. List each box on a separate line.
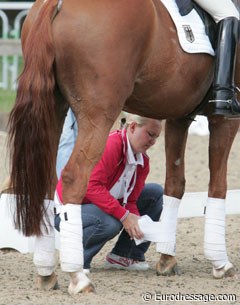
[68, 282, 95, 295]
[36, 273, 59, 290]
[81, 283, 96, 293]
[212, 262, 238, 279]
[68, 272, 95, 295]
[156, 257, 181, 276]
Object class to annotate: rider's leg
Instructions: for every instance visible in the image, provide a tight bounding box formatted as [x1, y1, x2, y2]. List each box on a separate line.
[194, 0, 239, 23]
[194, 0, 240, 117]
[209, 16, 240, 117]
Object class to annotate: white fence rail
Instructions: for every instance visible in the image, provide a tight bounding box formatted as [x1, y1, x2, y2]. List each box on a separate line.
[0, 2, 34, 38]
[0, 3, 33, 90]
[0, 191, 240, 253]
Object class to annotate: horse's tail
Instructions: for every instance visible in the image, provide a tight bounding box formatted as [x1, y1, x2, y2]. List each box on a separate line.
[8, 0, 59, 236]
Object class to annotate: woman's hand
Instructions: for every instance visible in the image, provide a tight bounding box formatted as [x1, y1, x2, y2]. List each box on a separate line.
[122, 212, 144, 240]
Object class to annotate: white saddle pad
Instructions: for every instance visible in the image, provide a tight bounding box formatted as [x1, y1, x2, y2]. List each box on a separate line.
[161, 0, 215, 56]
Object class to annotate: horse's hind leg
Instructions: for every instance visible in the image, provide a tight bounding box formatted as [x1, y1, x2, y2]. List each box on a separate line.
[156, 118, 191, 276]
[58, 89, 125, 294]
[34, 96, 68, 290]
[205, 116, 239, 279]
[34, 199, 59, 290]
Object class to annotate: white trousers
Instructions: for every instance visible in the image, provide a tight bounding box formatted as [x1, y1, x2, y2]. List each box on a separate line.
[194, 0, 239, 22]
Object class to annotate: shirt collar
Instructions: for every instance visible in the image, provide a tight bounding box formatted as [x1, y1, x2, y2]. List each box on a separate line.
[126, 134, 144, 166]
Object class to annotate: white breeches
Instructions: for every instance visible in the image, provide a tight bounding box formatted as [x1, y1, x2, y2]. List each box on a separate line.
[204, 197, 229, 269]
[156, 195, 181, 256]
[59, 204, 83, 272]
[33, 200, 56, 276]
[194, 0, 239, 23]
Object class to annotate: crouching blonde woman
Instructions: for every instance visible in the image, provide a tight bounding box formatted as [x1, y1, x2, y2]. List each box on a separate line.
[54, 112, 164, 294]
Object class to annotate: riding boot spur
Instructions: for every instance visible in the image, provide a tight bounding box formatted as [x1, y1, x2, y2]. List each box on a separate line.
[210, 17, 240, 118]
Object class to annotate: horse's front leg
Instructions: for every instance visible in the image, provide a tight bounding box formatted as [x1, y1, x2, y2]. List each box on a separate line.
[156, 118, 191, 276]
[156, 119, 191, 275]
[204, 116, 239, 279]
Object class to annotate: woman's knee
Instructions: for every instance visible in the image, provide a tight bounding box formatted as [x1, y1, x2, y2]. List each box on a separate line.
[82, 204, 122, 238]
[106, 216, 122, 237]
[152, 183, 164, 200]
[137, 183, 164, 218]
[140, 183, 164, 203]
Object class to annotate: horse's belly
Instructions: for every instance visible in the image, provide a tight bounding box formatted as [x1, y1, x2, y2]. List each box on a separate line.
[124, 81, 208, 119]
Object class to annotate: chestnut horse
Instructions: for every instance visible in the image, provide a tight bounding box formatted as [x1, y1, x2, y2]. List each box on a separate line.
[8, 0, 240, 293]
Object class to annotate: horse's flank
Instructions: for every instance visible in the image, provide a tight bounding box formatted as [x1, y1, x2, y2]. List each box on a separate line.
[51, 0, 214, 118]
[8, 0, 218, 236]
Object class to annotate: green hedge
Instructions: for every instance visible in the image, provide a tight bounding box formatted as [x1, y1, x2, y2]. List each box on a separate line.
[0, 89, 15, 112]
[0, 55, 22, 112]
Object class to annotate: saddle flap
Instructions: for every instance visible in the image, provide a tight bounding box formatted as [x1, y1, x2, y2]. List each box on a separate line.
[161, 0, 215, 56]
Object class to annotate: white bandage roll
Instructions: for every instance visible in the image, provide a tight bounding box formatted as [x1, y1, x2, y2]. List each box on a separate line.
[60, 203, 83, 272]
[156, 195, 180, 256]
[204, 197, 229, 269]
[33, 199, 56, 276]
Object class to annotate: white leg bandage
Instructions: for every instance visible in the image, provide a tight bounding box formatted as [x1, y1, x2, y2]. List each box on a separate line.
[156, 195, 181, 256]
[204, 197, 229, 269]
[60, 204, 83, 272]
[33, 200, 56, 276]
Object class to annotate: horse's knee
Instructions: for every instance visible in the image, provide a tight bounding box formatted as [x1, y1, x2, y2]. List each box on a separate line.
[165, 178, 185, 198]
[61, 167, 76, 186]
[61, 167, 87, 203]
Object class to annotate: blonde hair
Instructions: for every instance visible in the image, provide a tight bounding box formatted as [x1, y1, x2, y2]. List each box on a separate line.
[121, 113, 161, 129]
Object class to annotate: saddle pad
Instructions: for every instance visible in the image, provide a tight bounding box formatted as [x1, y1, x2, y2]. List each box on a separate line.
[161, 0, 215, 56]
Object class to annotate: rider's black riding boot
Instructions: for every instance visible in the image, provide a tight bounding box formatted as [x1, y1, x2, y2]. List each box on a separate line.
[210, 17, 240, 118]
